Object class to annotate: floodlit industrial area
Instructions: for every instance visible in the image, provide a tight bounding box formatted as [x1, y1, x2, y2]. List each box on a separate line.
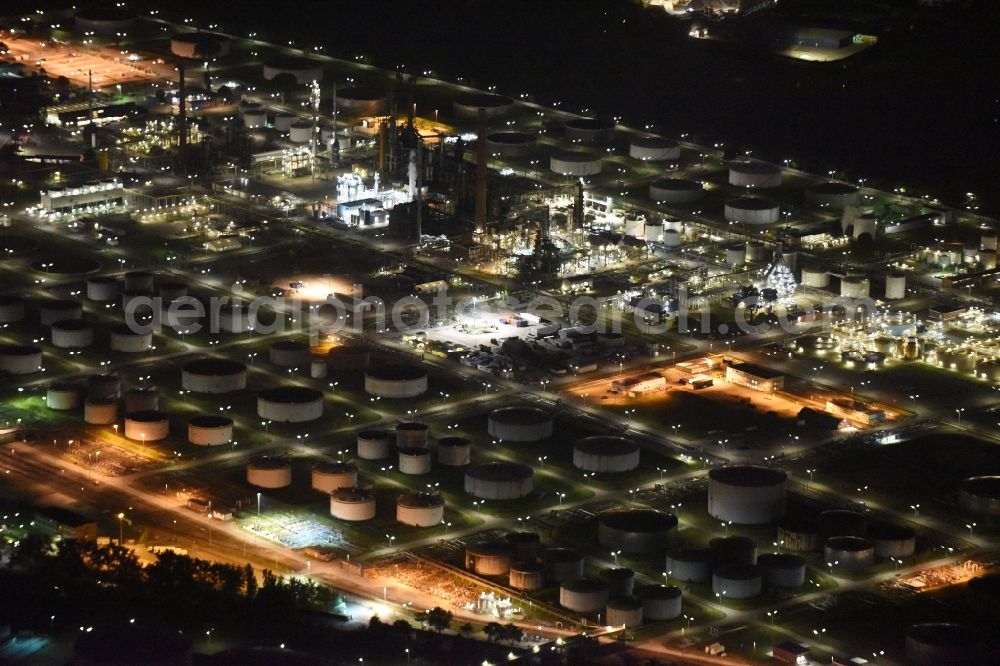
[0, 2, 998, 665]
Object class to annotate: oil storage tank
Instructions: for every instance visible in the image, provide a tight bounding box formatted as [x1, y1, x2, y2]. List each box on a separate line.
[560, 578, 609, 613]
[39, 299, 82, 326]
[649, 177, 704, 204]
[0, 345, 42, 374]
[124, 410, 169, 441]
[712, 564, 763, 599]
[327, 345, 370, 371]
[485, 131, 536, 158]
[247, 458, 292, 489]
[365, 365, 428, 398]
[487, 407, 553, 442]
[330, 487, 376, 521]
[805, 181, 859, 209]
[357, 430, 391, 459]
[636, 585, 682, 621]
[543, 548, 585, 582]
[959, 476, 1000, 517]
[729, 160, 781, 188]
[629, 136, 680, 162]
[257, 387, 323, 422]
[601, 567, 636, 598]
[819, 510, 867, 539]
[398, 447, 432, 475]
[396, 422, 430, 448]
[123, 272, 154, 292]
[182, 359, 247, 393]
[269, 340, 310, 367]
[550, 152, 602, 177]
[905, 623, 980, 666]
[724, 197, 780, 225]
[598, 509, 677, 553]
[465, 542, 512, 575]
[708, 466, 787, 524]
[187, 415, 233, 446]
[870, 523, 917, 558]
[824, 536, 875, 572]
[438, 437, 471, 466]
[509, 561, 545, 590]
[86, 374, 120, 401]
[465, 462, 533, 499]
[336, 86, 386, 116]
[311, 462, 358, 494]
[606, 597, 643, 627]
[564, 118, 615, 144]
[711, 536, 757, 566]
[666, 547, 713, 582]
[109, 324, 153, 353]
[453, 93, 513, 118]
[0, 295, 25, 323]
[777, 518, 819, 552]
[124, 388, 158, 413]
[84, 398, 116, 425]
[86, 276, 120, 301]
[506, 531, 541, 561]
[396, 491, 444, 527]
[47, 383, 81, 410]
[757, 553, 806, 587]
[573, 436, 640, 472]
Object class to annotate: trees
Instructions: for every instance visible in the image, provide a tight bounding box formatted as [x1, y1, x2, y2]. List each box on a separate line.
[483, 621, 504, 642]
[502, 623, 523, 644]
[425, 606, 453, 632]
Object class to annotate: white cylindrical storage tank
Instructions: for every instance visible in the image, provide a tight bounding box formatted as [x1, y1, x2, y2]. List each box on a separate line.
[273, 112, 296, 132]
[543, 548, 585, 583]
[181, 359, 247, 393]
[624, 217, 645, 239]
[649, 178, 703, 204]
[573, 436, 640, 473]
[124, 410, 169, 441]
[777, 518, 819, 552]
[330, 487, 376, 521]
[121, 289, 152, 312]
[905, 623, 980, 666]
[73, 8, 136, 34]
[643, 221, 664, 243]
[187, 415, 233, 446]
[52, 319, 95, 348]
[724, 197, 780, 225]
[663, 229, 681, 248]
[262, 59, 323, 84]
[336, 86, 387, 116]
[452, 93, 513, 119]
[87, 374, 120, 401]
[247, 458, 292, 489]
[509, 561, 545, 590]
[839, 276, 870, 299]
[801, 266, 830, 289]
[725, 244, 747, 267]
[396, 422, 430, 448]
[729, 160, 781, 188]
[819, 510, 868, 539]
[437, 437, 471, 466]
[885, 273, 906, 300]
[666, 547, 713, 582]
[170, 32, 230, 58]
[47, 383, 81, 410]
[805, 181, 859, 209]
[560, 579, 609, 613]
[745, 241, 766, 262]
[311, 462, 358, 494]
[365, 365, 428, 398]
[328, 345, 371, 371]
[629, 136, 680, 162]
[257, 387, 323, 423]
[124, 389, 158, 413]
[86, 276, 120, 302]
[39, 299, 82, 326]
[598, 509, 677, 553]
[487, 407, 552, 442]
[243, 109, 266, 128]
[109, 324, 153, 353]
[870, 523, 917, 559]
[852, 214, 877, 239]
[464, 462, 533, 499]
[289, 121, 313, 143]
[550, 152, 602, 176]
[124, 272, 154, 292]
[0, 295, 25, 323]
[824, 536, 875, 572]
[357, 430, 392, 460]
[757, 553, 806, 588]
[485, 131, 536, 158]
[564, 118, 615, 144]
[936, 348, 977, 374]
[310, 359, 327, 379]
[708, 466, 787, 525]
[398, 447, 432, 475]
[606, 597, 643, 628]
[269, 340, 311, 367]
[601, 567, 635, 599]
[216, 304, 253, 334]
[0, 345, 42, 374]
[712, 564, 763, 599]
[465, 542, 512, 575]
[84, 399, 116, 425]
[637, 585, 682, 621]
[396, 491, 444, 527]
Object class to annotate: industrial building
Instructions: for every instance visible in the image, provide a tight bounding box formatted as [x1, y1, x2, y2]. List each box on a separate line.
[724, 362, 785, 393]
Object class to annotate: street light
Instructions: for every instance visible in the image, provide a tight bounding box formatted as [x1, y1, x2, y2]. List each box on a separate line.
[117, 512, 125, 545]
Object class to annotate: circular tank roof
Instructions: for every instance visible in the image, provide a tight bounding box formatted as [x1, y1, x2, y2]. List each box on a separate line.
[271, 339, 309, 351]
[468, 541, 511, 556]
[566, 118, 614, 131]
[398, 446, 431, 456]
[183, 358, 246, 375]
[366, 364, 427, 381]
[574, 436, 639, 456]
[599, 509, 678, 532]
[726, 196, 779, 210]
[825, 536, 872, 551]
[561, 577, 608, 592]
[636, 584, 681, 600]
[607, 596, 642, 610]
[551, 151, 600, 163]
[0, 344, 41, 356]
[490, 406, 550, 424]
[466, 462, 532, 482]
[398, 492, 444, 508]
[439, 436, 470, 447]
[332, 487, 374, 503]
[189, 414, 233, 428]
[809, 181, 859, 195]
[631, 135, 678, 149]
[249, 457, 291, 470]
[962, 476, 1000, 499]
[125, 410, 167, 422]
[397, 422, 428, 431]
[52, 319, 91, 331]
[714, 564, 761, 580]
[314, 461, 356, 475]
[258, 386, 323, 403]
[455, 93, 512, 108]
[757, 553, 806, 569]
[487, 131, 534, 145]
[710, 465, 787, 486]
[651, 177, 701, 191]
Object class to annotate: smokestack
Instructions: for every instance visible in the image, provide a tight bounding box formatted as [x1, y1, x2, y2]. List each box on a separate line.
[177, 61, 187, 151]
[415, 141, 423, 244]
[88, 70, 96, 148]
[377, 121, 386, 174]
[474, 108, 488, 233]
[573, 178, 584, 231]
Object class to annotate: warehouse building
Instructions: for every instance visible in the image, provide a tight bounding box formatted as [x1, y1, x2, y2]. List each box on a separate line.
[724, 362, 784, 392]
